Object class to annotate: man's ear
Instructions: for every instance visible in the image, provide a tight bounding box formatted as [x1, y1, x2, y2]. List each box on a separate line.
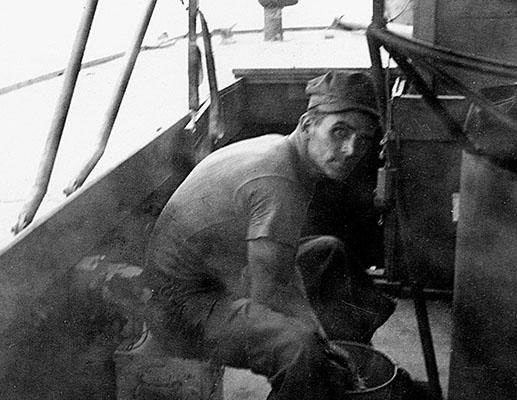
[299, 113, 312, 139]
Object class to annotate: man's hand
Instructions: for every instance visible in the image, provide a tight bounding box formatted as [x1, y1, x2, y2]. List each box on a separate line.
[324, 341, 364, 391]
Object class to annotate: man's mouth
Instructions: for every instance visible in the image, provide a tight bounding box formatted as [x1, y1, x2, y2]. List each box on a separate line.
[327, 158, 361, 177]
[329, 158, 352, 169]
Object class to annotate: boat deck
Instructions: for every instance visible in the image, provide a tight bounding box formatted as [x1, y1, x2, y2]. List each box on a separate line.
[0, 28, 451, 399]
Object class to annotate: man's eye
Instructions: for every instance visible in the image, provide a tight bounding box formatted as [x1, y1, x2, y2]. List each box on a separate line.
[332, 128, 351, 139]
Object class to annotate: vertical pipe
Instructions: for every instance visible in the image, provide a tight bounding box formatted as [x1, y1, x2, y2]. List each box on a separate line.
[264, 7, 283, 41]
[64, 0, 158, 196]
[12, 0, 99, 234]
[188, 0, 199, 112]
[367, 35, 388, 132]
[368, 0, 387, 139]
[387, 49, 445, 400]
[372, 0, 386, 28]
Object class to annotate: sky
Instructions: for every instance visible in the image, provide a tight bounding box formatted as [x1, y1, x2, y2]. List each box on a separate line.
[0, 0, 373, 86]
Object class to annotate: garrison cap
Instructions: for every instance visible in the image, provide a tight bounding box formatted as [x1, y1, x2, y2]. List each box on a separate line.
[306, 71, 379, 118]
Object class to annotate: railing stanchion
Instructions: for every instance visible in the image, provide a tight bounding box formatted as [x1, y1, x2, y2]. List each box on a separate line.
[12, 0, 99, 234]
[64, 0, 158, 196]
[186, 0, 200, 133]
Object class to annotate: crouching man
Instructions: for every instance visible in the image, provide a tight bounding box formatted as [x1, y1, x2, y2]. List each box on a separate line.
[142, 71, 396, 399]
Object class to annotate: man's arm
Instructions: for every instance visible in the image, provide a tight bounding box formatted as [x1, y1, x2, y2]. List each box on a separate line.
[248, 237, 327, 337]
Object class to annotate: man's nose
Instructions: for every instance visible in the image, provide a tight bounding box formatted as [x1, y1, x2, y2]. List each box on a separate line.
[340, 135, 356, 155]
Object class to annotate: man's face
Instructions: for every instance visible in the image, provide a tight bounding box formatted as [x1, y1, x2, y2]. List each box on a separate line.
[304, 111, 378, 181]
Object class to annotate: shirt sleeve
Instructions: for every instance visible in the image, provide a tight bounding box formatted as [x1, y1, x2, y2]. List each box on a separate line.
[235, 175, 310, 248]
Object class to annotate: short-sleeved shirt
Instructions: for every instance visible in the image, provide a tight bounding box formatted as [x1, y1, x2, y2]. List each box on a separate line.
[146, 134, 317, 299]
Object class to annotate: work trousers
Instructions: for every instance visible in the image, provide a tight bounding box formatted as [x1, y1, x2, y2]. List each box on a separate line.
[146, 235, 395, 400]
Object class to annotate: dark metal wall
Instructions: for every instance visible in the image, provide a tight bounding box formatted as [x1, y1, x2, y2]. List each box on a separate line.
[414, 0, 517, 90]
[389, 95, 468, 290]
[448, 153, 517, 399]
[412, 1, 517, 397]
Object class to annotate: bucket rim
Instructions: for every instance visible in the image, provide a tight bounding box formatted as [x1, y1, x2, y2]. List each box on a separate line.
[332, 340, 399, 395]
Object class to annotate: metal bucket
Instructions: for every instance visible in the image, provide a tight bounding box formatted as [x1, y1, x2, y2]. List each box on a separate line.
[334, 341, 398, 400]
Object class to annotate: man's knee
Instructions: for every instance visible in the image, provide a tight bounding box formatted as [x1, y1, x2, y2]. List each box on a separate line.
[297, 235, 346, 264]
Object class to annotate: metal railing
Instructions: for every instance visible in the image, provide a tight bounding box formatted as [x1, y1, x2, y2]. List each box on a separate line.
[12, 0, 158, 234]
[12, 0, 227, 235]
[63, 0, 158, 196]
[12, 0, 99, 234]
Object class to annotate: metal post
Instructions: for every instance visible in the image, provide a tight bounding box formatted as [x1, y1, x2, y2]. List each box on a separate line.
[368, 0, 388, 139]
[263, 7, 283, 41]
[12, 0, 99, 234]
[367, 35, 388, 132]
[64, 0, 158, 196]
[372, 0, 387, 28]
[188, 0, 200, 113]
[387, 49, 446, 400]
